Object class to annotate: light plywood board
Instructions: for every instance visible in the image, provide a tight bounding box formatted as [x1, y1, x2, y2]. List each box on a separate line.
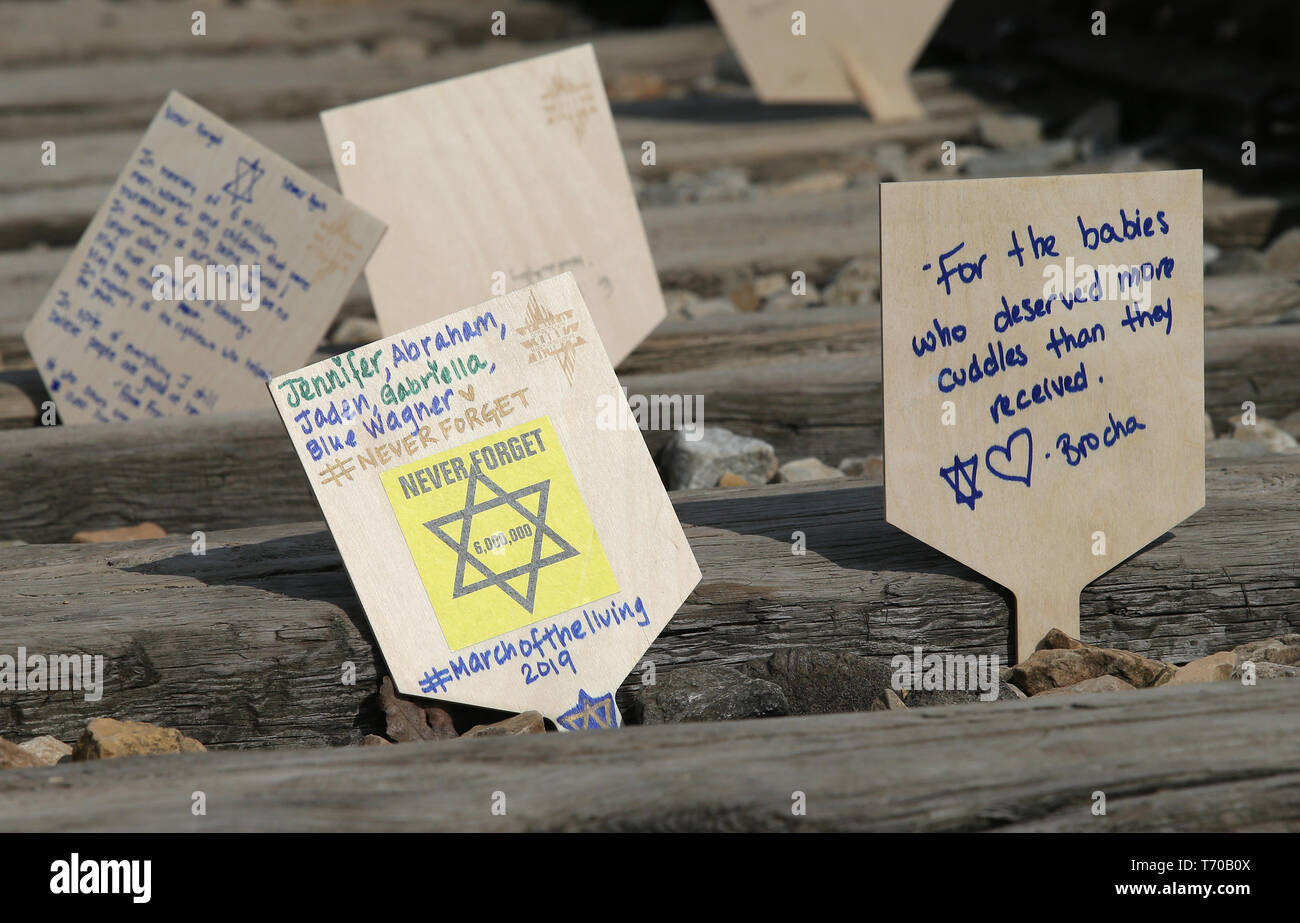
[707, 0, 951, 120]
[23, 91, 384, 425]
[881, 171, 1204, 661]
[320, 44, 665, 367]
[268, 272, 699, 729]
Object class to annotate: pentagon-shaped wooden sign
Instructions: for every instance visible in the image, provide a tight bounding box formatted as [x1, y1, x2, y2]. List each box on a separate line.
[881, 171, 1204, 660]
[268, 273, 700, 728]
[707, 0, 951, 121]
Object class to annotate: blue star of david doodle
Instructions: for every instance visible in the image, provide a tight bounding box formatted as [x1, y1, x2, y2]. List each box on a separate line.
[423, 465, 578, 614]
[939, 452, 982, 511]
[556, 689, 619, 730]
[222, 156, 264, 205]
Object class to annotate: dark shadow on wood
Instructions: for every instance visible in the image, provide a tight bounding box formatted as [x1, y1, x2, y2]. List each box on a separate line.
[123, 530, 362, 614]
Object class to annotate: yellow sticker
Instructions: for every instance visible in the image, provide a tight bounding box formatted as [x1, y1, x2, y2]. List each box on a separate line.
[381, 416, 620, 650]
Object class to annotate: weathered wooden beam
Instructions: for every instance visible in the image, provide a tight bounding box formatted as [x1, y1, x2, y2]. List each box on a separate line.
[0, 248, 64, 364]
[616, 305, 878, 375]
[1, 191, 1281, 346]
[5, 306, 878, 429]
[3, 313, 1298, 475]
[647, 188, 881, 292]
[0, 409, 306, 537]
[0, 25, 730, 137]
[0, 0, 579, 67]
[0, 304, 882, 530]
[1, 458, 1297, 749]
[1, 680, 1297, 832]
[619, 97, 978, 179]
[1203, 323, 1300, 425]
[0, 349, 874, 540]
[0, 187, 883, 364]
[631, 352, 876, 461]
[0, 177, 885, 277]
[0, 77, 977, 196]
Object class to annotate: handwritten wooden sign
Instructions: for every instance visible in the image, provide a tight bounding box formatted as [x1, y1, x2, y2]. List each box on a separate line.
[880, 171, 1204, 661]
[24, 91, 384, 425]
[706, 0, 951, 121]
[268, 272, 700, 728]
[320, 44, 665, 367]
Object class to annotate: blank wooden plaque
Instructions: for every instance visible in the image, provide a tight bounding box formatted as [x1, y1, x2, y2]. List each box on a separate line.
[268, 273, 700, 728]
[24, 90, 384, 425]
[320, 44, 665, 367]
[880, 171, 1204, 661]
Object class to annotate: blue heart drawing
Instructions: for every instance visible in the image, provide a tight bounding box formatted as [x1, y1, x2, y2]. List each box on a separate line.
[985, 427, 1032, 487]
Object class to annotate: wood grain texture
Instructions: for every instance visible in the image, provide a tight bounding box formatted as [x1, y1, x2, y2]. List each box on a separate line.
[616, 305, 878, 375]
[0, 78, 977, 197]
[618, 89, 979, 178]
[2, 187, 882, 286]
[2, 191, 1279, 356]
[0, 25, 729, 138]
[1, 680, 1297, 831]
[631, 352, 877, 461]
[0, 0, 577, 67]
[1, 318, 1298, 539]
[0, 351, 878, 542]
[1, 456, 1296, 748]
[0, 188, 885, 363]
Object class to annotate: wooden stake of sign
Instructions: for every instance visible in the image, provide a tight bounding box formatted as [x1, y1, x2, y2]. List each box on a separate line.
[707, 0, 951, 121]
[23, 91, 384, 425]
[320, 44, 665, 367]
[267, 272, 700, 728]
[880, 171, 1204, 662]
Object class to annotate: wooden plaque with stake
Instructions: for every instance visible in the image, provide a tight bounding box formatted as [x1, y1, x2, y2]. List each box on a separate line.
[24, 90, 384, 425]
[880, 171, 1204, 661]
[268, 273, 700, 728]
[706, 0, 952, 121]
[320, 44, 665, 367]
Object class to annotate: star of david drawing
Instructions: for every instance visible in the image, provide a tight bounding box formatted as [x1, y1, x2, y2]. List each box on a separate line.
[222, 156, 265, 205]
[423, 465, 578, 613]
[556, 688, 619, 730]
[939, 452, 982, 511]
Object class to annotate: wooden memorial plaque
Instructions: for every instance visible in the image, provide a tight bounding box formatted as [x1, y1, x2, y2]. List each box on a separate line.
[24, 91, 384, 425]
[268, 273, 700, 728]
[706, 0, 951, 121]
[320, 44, 664, 367]
[880, 171, 1204, 661]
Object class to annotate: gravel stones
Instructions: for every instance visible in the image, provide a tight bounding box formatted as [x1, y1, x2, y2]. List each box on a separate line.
[662, 426, 778, 489]
[740, 648, 892, 716]
[625, 665, 789, 724]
